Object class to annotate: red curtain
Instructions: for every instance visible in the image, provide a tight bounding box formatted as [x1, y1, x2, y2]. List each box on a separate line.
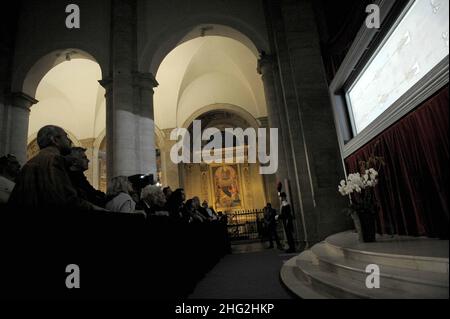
[345, 86, 449, 239]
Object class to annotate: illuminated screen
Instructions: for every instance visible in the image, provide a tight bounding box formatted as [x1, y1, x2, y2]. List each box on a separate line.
[347, 0, 449, 134]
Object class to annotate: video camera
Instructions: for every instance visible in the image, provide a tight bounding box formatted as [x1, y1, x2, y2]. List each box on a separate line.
[128, 174, 154, 190]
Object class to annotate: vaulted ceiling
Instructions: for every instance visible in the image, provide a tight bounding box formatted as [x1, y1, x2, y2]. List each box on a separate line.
[29, 59, 105, 141]
[154, 36, 267, 129]
[28, 36, 266, 142]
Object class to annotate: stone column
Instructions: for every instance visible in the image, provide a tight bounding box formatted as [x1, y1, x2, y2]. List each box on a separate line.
[0, 80, 7, 157]
[133, 72, 158, 177]
[98, 77, 113, 180]
[265, 0, 349, 246]
[110, 0, 136, 178]
[257, 55, 288, 182]
[79, 138, 96, 185]
[161, 128, 180, 189]
[256, 116, 278, 207]
[258, 52, 304, 247]
[0, 96, 8, 156]
[109, 0, 158, 178]
[5, 92, 38, 164]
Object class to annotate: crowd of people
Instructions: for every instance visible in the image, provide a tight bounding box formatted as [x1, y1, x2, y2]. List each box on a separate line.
[0, 125, 225, 226]
[0, 124, 299, 298]
[0, 125, 232, 298]
[1, 125, 297, 256]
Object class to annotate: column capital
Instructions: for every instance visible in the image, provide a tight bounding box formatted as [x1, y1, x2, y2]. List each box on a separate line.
[98, 77, 113, 90]
[132, 72, 159, 90]
[257, 52, 276, 75]
[257, 116, 269, 127]
[8, 92, 38, 111]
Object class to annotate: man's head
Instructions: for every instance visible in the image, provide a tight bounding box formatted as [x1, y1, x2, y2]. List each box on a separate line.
[0, 154, 21, 180]
[163, 186, 172, 199]
[69, 147, 89, 172]
[280, 192, 287, 201]
[37, 125, 72, 155]
[266, 203, 272, 208]
[142, 185, 166, 207]
[192, 196, 200, 209]
[185, 199, 194, 212]
[177, 188, 186, 201]
[171, 188, 185, 204]
[202, 200, 208, 209]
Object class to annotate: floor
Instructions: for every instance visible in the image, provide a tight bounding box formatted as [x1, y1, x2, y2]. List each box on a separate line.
[188, 241, 296, 299]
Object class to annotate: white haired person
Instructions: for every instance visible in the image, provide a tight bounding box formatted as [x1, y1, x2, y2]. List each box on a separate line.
[105, 176, 136, 213]
[140, 185, 169, 217]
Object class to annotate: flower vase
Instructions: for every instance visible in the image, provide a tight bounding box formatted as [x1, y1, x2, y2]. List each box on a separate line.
[350, 212, 364, 242]
[357, 210, 376, 242]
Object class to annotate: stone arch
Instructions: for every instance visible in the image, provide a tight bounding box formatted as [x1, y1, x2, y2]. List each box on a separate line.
[92, 129, 106, 189]
[13, 45, 107, 99]
[179, 105, 268, 212]
[154, 124, 165, 150]
[181, 103, 261, 130]
[141, 18, 269, 75]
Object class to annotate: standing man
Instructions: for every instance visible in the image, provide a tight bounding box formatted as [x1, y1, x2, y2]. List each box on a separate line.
[264, 203, 282, 249]
[278, 192, 296, 253]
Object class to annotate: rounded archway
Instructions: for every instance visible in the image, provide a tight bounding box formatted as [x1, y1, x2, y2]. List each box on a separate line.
[141, 20, 270, 75]
[17, 48, 106, 99]
[178, 109, 267, 212]
[153, 34, 267, 131]
[26, 52, 106, 187]
[149, 25, 270, 197]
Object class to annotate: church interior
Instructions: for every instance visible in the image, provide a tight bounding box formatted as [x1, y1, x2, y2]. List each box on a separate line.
[0, 0, 448, 301]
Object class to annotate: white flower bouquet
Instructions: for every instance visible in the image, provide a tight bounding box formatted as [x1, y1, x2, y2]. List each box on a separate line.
[338, 151, 384, 242]
[338, 168, 379, 196]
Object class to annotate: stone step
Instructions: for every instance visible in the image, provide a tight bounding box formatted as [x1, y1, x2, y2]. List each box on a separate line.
[280, 232, 450, 299]
[325, 232, 449, 274]
[293, 251, 442, 299]
[310, 243, 449, 298]
[280, 252, 330, 299]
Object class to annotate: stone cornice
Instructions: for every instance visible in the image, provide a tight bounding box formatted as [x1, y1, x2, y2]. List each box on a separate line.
[132, 71, 159, 89]
[7, 92, 38, 110]
[257, 53, 276, 75]
[98, 77, 113, 90]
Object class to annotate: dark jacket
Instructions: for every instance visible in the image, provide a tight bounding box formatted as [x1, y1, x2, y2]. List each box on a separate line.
[279, 202, 294, 230]
[264, 207, 277, 227]
[8, 146, 94, 211]
[68, 170, 106, 208]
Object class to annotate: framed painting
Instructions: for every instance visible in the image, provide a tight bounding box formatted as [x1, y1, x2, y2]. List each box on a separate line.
[211, 164, 243, 211]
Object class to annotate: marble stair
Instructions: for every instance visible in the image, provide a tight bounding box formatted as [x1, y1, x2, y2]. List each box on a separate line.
[281, 231, 449, 299]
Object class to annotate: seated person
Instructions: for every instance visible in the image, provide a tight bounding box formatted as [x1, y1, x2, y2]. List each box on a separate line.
[184, 198, 207, 223]
[128, 174, 154, 210]
[167, 188, 185, 219]
[202, 200, 219, 221]
[105, 176, 136, 213]
[140, 185, 169, 216]
[66, 147, 106, 207]
[0, 154, 20, 204]
[192, 196, 210, 220]
[162, 186, 172, 201]
[8, 125, 103, 212]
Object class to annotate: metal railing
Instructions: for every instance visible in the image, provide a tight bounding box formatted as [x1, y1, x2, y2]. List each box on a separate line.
[225, 209, 265, 241]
